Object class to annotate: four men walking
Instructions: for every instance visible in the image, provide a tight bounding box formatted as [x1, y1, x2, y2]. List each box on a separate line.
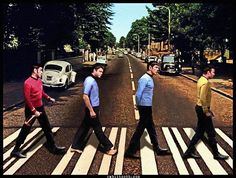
[10, 61, 229, 163]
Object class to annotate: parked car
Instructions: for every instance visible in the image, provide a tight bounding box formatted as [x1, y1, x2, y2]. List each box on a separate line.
[96, 55, 107, 66]
[158, 54, 182, 74]
[136, 52, 142, 58]
[42, 60, 77, 90]
[145, 56, 158, 63]
[118, 52, 124, 58]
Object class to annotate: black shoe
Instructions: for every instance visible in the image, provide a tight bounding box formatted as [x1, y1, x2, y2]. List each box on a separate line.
[182, 152, 201, 159]
[11, 151, 26, 158]
[214, 153, 229, 160]
[154, 146, 172, 155]
[124, 152, 140, 159]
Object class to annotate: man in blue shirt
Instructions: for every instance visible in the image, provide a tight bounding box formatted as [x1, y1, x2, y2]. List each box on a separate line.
[71, 64, 117, 156]
[125, 61, 171, 159]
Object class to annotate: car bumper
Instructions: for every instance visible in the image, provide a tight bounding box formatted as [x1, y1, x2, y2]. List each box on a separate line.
[43, 83, 65, 87]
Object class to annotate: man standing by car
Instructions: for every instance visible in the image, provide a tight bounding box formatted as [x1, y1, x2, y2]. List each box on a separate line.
[11, 65, 66, 158]
[183, 66, 228, 160]
[124, 61, 171, 159]
[71, 64, 117, 156]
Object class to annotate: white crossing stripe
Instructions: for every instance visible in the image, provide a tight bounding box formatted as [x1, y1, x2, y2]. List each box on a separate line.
[114, 128, 127, 175]
[171, 127, 203, 175]
[3, 129, 21, 148]
[4, 127, 60, 175]
[3, 128, 42, 162]
[71, 127, 105, 175]
[217, 143, 233, 169]
[162, 127, 189, 175]
[51, 145, 75, 175]
[183, 128, 227, 175]
[215, 128, 233, 148]
[140, 129, 158, 175]
[98, 127, 118, 175]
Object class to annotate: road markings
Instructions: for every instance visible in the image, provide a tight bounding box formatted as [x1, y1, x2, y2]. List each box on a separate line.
[71, 127, 105, 175]
[3, 129, 21, 148]
[51, 145, 75, 175]
[215, 128, 233, 148]
[3, 128, 42, 162]
[162, 127, 189, 175]
[114, 128, 127, 175]
[140, 129, 158, 175]
[98, 127, 118, 175]
[132, 95, 139, 120]
[183, 128, 227, 175]
[171, 127, 203, 175]
[4, 127, 60, 175]
[131, 81, 135, 91]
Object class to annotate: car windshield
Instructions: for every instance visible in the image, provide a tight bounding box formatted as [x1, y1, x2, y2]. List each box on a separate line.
[44, 64, 62, 71]
[163, 56, 175, 63]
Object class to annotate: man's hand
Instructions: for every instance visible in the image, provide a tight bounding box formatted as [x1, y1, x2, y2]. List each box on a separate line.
[90, 110, 96, 119]
[206, 111, 214, 118]
[34, 111, 41, 117]
[49, 97, 56, 103]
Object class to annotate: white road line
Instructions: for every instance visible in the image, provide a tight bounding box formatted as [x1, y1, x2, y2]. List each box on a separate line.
[114, 128, 127, 175]
[215, 128, 233, 148]
[130, 69, 132, 73]
[98, 127, 118, 175]
[4, 129, 21, 148]
[4, 127, 60, 175]
[140, 129, 158, 175]
[183, 128, 227, 175]
[71, 127, 105, 175]
[130, 73, 133, 79]
[162, 127, 189, 175]
[171, 127, 203, 175]
[131, 81, 135, 91]
[51, 146, 75, 175]
[3, 128, 42, 162]
[132, 95, 139, 120]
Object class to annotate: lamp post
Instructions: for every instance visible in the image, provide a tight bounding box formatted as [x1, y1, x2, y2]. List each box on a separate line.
[156, 6, 171, 51]
[133, 34, 140, 53]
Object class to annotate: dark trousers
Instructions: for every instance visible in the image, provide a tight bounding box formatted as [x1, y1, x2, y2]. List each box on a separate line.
[13, 106, 55, 151]
[72, 107, 113, 151]
[185, 105, 218, 155]
[126, 106, 159, 154]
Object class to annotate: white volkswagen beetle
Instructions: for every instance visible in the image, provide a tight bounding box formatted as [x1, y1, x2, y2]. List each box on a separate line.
[42, 60, 77, 90]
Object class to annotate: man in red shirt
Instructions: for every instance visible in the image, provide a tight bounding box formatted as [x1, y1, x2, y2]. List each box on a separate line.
[11, 65, 66, 158]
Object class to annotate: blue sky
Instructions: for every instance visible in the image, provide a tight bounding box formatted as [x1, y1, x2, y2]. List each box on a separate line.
[109, 3, 154, 42]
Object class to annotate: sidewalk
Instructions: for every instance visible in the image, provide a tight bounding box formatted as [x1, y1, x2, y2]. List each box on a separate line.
[181, 67, 233, 97]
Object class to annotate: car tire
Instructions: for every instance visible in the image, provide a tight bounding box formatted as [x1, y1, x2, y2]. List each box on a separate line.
[63, 80, 68, 90]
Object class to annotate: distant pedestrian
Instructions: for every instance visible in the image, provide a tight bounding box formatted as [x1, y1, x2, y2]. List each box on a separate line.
[71, 64, 117, 155]
[124, 61, 171, 159]
[183, 65, 229, 160]
[191, 54, 196, 75]
[11, 65, 66, 158]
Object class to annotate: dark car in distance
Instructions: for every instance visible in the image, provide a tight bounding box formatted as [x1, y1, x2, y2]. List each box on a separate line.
[158, 54, 182, 75]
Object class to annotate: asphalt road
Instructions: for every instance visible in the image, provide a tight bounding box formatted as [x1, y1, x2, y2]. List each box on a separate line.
[3, 54, 233, 175]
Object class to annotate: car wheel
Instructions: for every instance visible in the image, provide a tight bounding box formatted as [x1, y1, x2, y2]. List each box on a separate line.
[63, 80, 68, 90]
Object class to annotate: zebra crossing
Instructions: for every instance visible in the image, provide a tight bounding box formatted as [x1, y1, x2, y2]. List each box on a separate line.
[3, 126, 233, 175]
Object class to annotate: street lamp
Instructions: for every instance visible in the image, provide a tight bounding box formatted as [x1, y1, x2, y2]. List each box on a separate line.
[133, 34, 140, 53]
[156, 5, 171, 51]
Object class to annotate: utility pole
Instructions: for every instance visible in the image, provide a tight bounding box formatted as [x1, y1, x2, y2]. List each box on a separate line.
[148, 33, 150, 56]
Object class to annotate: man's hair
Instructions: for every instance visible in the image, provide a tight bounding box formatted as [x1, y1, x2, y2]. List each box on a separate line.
[93, 64, 105, 71]
[147, 61, 158, 70]
[202, 65, 214, 74]
[31, 64, 42, 73]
